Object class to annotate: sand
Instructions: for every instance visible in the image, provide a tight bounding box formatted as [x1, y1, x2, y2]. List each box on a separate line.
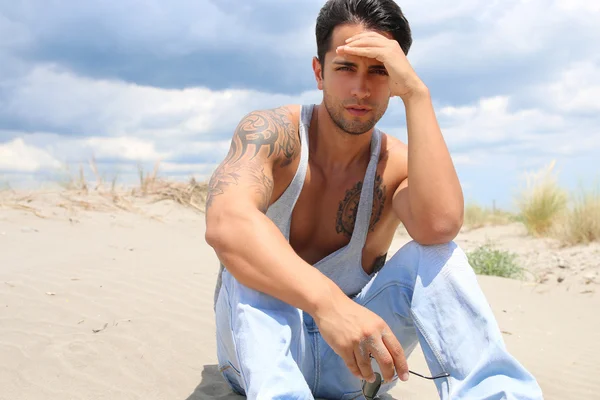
[1, 189, 599, 400]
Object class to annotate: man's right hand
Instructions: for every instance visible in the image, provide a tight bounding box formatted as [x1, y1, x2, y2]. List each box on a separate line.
[312, 292, 410, 384]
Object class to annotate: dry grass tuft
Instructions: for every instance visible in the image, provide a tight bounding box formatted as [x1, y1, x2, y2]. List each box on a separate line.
[464, 202, 515, 229]
[1, 203, 46, 218]
[137, 177, 209, 213]
[1, 160, 210, 220]
[516, 160, 568, 237]
[514, 160, 599, 246]
[137, 161, 161, 195]
[553, 185, 600, 246]
[131, 161, 209, 213]
[55, 160, 210, 215]
[0, 191, 46, 218]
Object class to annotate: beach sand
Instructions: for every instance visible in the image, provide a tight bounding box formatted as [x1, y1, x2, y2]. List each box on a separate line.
[1, 190, 599, 399]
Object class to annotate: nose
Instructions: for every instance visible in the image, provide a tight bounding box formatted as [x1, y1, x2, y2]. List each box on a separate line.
[350, 75, 370, 100]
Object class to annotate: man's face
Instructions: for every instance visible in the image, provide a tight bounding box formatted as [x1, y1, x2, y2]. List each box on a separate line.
[315, 23, 392, 136]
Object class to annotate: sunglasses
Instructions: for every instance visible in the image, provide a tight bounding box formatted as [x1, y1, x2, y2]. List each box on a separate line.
[362, 370, 450, 400]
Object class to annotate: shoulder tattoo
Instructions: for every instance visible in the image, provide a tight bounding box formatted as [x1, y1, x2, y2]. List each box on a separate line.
[231, 107, 298, 167]
[205, 107, 297, 212]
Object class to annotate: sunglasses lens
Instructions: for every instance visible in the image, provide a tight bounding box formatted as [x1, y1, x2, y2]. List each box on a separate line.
[362, 372, 382, 399]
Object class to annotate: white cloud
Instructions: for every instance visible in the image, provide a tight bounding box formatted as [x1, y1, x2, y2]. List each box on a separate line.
[82, 137, 167, 161]
[440, 96, 564, 145]
[1, 0, 600, 207]
[0, 138, 61, 172]
[2, 53, 599, 184]
[439, 92, 599, 159]
[407, 0, 600, 69]
[3, 64, 322, 140]
[541, 60, 600, 113]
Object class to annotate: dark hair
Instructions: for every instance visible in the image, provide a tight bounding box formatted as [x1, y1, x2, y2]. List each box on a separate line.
[315, 0, 412, 66]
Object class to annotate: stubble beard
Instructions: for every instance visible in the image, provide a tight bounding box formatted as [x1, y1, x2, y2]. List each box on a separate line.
[323, 93, 385, 136]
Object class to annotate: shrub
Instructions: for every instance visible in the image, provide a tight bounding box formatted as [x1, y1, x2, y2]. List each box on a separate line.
[467, 242, 523, 279]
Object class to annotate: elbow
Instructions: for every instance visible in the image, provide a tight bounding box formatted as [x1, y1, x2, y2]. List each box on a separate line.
[205, 208, 236, 252]
[205, 206, 259, 252]
[205, 222, 225, 252]
[413, 214, 463, 246]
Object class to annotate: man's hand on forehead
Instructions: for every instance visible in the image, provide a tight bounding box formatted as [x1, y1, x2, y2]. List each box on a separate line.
[336, 31, 425, 100]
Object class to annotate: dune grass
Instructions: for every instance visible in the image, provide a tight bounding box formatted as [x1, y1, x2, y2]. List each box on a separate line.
[514, 160, 600, 245]
[515, 160, 568, 237]
[554, 185, 600, 245]
[6, 156, 599, 246]
[467, 242, 523, 279]
[16, 159, 210, 217]
[464, 202, 516, 229]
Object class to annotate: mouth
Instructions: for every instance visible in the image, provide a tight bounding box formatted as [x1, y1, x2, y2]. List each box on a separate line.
[345, 105, 372, 116]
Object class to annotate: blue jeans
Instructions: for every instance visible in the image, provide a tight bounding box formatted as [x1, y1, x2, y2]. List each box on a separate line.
[214, 241, 543, 399]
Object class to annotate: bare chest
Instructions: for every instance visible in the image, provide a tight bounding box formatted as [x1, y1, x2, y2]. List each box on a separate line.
[279, 162, 398, 274]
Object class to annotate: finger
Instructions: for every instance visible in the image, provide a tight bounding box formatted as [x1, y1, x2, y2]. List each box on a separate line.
[368, 342, 396, 383]
[354, 346, 376, 383]
[382, 329, 409, 382]
[336, 45, 379, 59]
[343, 37, 385, 48]
[343, 350, 363, 380]
[346, 31, 385, 43]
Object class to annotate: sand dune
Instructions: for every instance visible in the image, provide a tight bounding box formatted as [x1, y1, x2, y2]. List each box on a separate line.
[1, 192, 599, 399]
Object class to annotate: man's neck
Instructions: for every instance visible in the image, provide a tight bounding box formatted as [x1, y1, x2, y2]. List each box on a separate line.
[308, 103, 374, 172]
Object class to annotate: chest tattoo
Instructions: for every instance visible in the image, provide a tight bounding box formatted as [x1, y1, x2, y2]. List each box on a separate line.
[372, 253, 387, 273]
[336, 174, 387, 238]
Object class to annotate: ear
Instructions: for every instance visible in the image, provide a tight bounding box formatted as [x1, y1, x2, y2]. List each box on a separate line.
[312, 56, 324, 91]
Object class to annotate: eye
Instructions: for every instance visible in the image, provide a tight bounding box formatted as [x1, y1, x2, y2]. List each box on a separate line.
[372, 69, 388, 76]
[336, 66, 352, 71]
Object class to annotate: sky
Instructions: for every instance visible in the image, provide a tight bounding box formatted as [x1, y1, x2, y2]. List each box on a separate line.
[1, 0, 599, 210]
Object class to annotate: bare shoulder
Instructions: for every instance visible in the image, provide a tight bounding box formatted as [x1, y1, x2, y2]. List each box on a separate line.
[378, 132, 408, 184]
[235, 104, 301, 168]
[206, 105, 301, 213]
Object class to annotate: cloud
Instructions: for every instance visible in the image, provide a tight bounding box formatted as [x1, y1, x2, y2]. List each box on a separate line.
[1, 0, 322, 94]
[0, 62, 322, 180]
[0, 138, 61, 172]
[1, 0, 599, 207]
[1, 64, 321, 140]
[1, 0, 599, 105]
[539, 60, 600, 114]
[402, 0, 600, 104]
[2, 51, 598, 186]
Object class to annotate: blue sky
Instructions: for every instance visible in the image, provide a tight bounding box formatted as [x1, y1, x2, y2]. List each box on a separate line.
[1, 0, 599, 210]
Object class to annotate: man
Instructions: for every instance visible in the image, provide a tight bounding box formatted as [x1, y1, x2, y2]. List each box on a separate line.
[205, 0, 543, 399]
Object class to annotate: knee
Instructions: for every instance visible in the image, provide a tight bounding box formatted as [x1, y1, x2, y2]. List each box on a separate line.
[416, 240, 465, 261]
[390, 239, 462, 262]
[386, 240, 469, 278]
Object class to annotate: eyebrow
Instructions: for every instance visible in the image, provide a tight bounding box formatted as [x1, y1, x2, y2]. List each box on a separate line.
[332, 60, 387, 70]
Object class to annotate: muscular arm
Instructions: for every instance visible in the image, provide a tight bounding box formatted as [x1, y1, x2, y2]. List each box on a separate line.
[204, 107, 346, 316]
[392, 88, 464, 244]
[206, 107, 411, 383]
